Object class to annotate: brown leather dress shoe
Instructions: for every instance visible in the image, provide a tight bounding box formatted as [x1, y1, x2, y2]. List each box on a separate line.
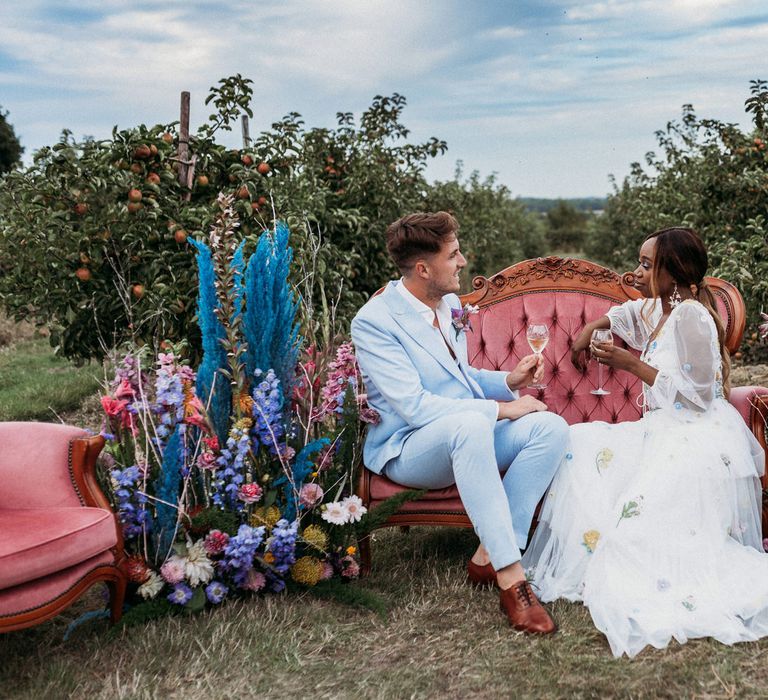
[467, 559, 497, 588]
[499, 580, 556, 634]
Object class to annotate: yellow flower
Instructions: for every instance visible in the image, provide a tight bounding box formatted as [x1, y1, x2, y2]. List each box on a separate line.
[250, 506, 281, 529]
[291, 556, 323, 586]
[302, 525, 329, 551]
[310, 471, 318, 478]
[234, 416, 253, 431]
[582, 530, 600, 553]
[596, 448, 614, 472]
[263, 552, 276, 564]
[346, 546, 357, 556]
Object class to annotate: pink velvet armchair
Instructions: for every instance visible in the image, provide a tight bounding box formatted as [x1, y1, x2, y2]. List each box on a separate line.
[0, 422, 128, 632]
[357, 257, 768, 575]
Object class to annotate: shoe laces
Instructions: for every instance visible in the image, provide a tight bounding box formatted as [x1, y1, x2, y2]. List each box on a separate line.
[515, 581, 536, 608]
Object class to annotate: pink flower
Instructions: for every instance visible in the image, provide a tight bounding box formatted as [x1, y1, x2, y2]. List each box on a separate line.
[242, 569, 266, 592]
[320, 562, 334, 580]
[160, 557, 186, 584]
[101, 396, 128, 418]
[178, 365, 196, 383]
[203, 529, 230, 556]
[280, 445, 296, 462]
[760, 313, 768, 340]
[360, 407, 381, 425]
[197, 451, 217, 470]
[238, 483, 263, 504]
[114, 379, 135, 400]
[341, 555, 360, 579]
[158, 352, 175, 367]
[299, 483, 324, 508]
[203, 436, 219, 450]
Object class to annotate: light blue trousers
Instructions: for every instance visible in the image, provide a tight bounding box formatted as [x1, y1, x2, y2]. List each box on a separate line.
[384, 410, 568, 571]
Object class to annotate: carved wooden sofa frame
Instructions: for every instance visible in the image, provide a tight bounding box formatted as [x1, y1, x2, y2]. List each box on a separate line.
[357, 257, 768, 575]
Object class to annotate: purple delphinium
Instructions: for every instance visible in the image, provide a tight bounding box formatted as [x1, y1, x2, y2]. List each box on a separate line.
[110, 466, 151, 539]
[154, 355, 186, 442]
[167, 583, 193, 605]
[211, 423, 251, 510]
[223, 524, 266, 585]
[267, 519, 298, 575]
[251, 368, 285, 454]
[205, 581, 229, 604]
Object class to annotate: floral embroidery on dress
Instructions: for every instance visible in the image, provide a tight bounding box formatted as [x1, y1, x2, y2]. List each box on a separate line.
[720, 454, 731, 471]
[595, 448, 614, 473]
[582, 530, 600, 553]
[616, 496, 644, 527]
[657, 578, 671, 591]
[681, 595, 696, 611]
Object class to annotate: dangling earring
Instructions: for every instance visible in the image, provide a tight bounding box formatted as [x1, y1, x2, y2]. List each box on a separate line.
[669, 282, 682, 308]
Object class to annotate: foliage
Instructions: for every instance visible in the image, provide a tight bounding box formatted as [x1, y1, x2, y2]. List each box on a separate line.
[0, 78, 446, 362]
[545, 200, 589, 251]
[585, 80, 768, 357]
[422, 164, 547, 283]
[0, 106, 23, 174]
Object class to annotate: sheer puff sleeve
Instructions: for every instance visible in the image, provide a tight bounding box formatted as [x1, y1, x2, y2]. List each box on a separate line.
[646, 301, 720, 414]
[606, 298, 660, 351]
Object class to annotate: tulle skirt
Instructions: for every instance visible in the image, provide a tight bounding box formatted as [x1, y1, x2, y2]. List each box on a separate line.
[523, 401, 768, 657]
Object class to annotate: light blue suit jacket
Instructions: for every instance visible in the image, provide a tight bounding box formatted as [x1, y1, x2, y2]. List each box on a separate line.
[351, 281, 517, 474]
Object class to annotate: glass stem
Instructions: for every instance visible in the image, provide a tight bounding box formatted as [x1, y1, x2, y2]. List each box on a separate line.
[598, 361, 603, 390]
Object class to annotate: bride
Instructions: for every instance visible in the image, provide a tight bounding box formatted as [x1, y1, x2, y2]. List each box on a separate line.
[523, 227, 768, 657]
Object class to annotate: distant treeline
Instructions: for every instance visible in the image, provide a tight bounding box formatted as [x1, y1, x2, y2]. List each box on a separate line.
[517, 197, 607, 213]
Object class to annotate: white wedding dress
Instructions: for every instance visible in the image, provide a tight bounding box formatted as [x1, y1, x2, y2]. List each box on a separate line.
[523, 298, 768, 657]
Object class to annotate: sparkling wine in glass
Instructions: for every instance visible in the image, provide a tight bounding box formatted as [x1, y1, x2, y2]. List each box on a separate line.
[590, 329, 614, 396]
[526, 324, 549, 389]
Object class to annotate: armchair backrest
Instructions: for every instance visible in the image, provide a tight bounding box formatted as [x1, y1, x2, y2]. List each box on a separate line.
[462, 257, 745, 425]
[0, 422, 90, 509]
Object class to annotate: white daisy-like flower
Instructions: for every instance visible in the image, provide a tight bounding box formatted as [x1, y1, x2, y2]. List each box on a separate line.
[341, 495, 367, 523]
[183, 539, 215, 587]
[138, 571, 164, 600]
[321, 501, 349, 526]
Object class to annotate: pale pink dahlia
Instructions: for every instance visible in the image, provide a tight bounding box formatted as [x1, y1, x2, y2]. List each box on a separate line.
[160, 556, 186, 584]
[299, 483, 324, 508]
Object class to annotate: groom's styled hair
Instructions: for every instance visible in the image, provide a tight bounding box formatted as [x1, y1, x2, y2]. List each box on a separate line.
[385, 211, 459, 274]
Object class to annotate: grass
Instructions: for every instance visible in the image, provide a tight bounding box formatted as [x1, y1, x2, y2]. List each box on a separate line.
[2, 527, 768, 699]
[2, 320, 768, 698]
[0, 338, 102, 422]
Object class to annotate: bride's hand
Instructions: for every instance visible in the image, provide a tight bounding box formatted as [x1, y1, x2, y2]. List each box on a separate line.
[570, 335, 591, 371]
[590, 342, 636, 372]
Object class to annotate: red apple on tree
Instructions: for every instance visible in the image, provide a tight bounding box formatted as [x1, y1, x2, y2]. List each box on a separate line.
[257, 162, 271, 175]
[75, 267, 91, 281]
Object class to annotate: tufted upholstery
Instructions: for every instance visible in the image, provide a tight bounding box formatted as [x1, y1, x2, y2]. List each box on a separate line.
[0, 423, 127, 632]
[356, 258, 768, 575]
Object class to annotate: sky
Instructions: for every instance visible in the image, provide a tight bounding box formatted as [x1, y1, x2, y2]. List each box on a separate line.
[0, 0, 767, 198]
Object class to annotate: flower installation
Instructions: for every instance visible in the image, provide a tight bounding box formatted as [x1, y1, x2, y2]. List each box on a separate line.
[99, 194, 382, 617]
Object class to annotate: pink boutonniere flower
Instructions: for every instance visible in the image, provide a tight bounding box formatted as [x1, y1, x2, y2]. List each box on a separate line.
[451, 304, 479, 339]
[759, 312, 768, 340]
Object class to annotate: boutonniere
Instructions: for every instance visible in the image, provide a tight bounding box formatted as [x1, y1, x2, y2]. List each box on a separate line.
[451, 304, 479, 339]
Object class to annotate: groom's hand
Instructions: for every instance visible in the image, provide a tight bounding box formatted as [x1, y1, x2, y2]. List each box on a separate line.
[497, 395, 547, 420]
[506, 354, 543, 390]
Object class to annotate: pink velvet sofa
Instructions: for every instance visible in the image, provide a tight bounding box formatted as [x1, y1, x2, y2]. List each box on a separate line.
[357, 257, 768, 574]
[0, 423, 127, 632]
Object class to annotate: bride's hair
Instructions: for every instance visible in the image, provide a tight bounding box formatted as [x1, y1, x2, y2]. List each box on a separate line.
[644, 226, 730, 396]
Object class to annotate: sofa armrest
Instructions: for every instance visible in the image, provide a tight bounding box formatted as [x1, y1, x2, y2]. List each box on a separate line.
[69, 434, 107, 509]
[729, 385, 768, 482]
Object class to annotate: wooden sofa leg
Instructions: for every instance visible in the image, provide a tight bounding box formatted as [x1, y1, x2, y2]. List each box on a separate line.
[358, 534, 372, 578]
[107, 572, 127, 625]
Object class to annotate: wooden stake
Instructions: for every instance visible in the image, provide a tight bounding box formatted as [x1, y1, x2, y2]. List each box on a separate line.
[241, 115, 251, 149]
[178, 91, 191, 199]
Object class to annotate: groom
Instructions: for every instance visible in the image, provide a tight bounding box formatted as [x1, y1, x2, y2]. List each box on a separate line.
[351, 211, 568, 634]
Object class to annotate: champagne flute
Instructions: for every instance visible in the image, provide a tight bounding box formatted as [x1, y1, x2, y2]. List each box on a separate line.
[526, 323, 549, 389]
[590, 329, 613, 396]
